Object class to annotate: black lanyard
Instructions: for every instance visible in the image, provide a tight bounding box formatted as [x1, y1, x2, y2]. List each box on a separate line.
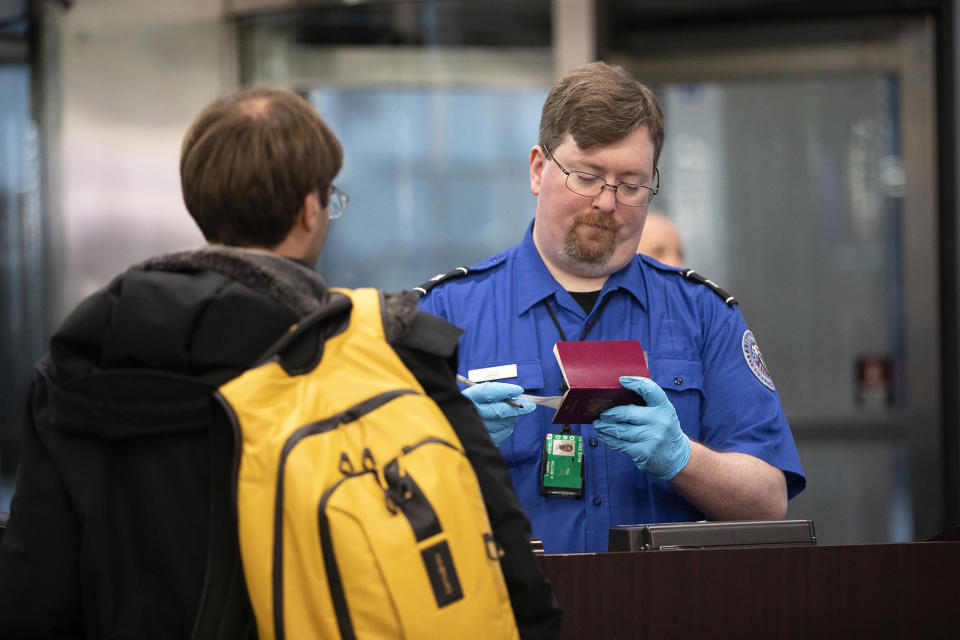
[543, 293, 613, 342]
[543, 292, 614, 433]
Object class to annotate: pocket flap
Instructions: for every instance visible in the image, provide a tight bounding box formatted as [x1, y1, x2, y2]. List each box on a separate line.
[464, 359, 544, 392]
[649, 357, 703, 393]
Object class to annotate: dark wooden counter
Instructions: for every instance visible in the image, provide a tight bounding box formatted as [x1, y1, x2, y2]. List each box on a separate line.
[538, 541, 960, 639]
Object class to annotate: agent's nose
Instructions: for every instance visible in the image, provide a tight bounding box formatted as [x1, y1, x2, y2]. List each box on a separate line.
[593, 184, 618, 213]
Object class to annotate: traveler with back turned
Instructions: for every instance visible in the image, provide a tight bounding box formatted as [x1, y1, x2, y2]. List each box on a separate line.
[0, 88, 561, 639]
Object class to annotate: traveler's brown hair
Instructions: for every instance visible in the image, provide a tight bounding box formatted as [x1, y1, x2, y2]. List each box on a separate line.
[180, 88, 343, 247]
[539, 62, 664, 167]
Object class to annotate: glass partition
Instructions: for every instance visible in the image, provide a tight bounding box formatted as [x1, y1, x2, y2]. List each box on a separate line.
[238, 10, 553, 289]
[654, 74, 903, 422]
[0, 64, 43, 510]
[644, 71, 913, 544]
[309, 86, 548, 290]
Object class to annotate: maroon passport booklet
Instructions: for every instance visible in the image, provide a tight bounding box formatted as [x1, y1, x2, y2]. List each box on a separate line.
[551, 340, 650, 424]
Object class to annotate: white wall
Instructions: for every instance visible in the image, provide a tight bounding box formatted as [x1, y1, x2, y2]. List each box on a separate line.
[57, 0, 235, 316]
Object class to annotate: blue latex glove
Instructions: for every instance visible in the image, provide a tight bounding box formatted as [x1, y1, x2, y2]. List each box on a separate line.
[461, 381, 535, 446]
[592, 376, 691, 480]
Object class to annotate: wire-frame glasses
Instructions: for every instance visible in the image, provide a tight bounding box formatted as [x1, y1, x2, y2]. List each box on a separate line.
[328, 185, 349, 220]
[543, 145, 658, 207]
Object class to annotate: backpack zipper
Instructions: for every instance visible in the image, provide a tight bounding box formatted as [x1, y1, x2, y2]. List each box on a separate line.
[271, 388, 415, 640]
[316, 437, 466, 640]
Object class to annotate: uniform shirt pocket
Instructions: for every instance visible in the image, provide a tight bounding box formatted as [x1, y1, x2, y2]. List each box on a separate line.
[463, 359, 544, 392]
[648, 357, 704, 441]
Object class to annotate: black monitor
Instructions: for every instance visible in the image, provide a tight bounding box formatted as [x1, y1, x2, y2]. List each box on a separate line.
[608, 519, 817, 552]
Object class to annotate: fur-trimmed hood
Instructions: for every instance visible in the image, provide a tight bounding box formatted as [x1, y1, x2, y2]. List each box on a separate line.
[34, 246, 427, 441]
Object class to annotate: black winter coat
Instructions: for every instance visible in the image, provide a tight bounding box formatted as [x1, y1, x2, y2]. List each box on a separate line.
[0, 247, 561, 639]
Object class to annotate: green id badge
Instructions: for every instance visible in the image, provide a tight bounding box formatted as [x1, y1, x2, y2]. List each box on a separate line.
[540, 433, 584, 498]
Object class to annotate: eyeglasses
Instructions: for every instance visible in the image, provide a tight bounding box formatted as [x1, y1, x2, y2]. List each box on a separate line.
[328, 185, 349, 220]
[542, 146, 659, 207]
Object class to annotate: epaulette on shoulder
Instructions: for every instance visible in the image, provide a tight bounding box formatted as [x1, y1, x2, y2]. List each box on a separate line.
[680, 268, 737, 306]
[412, 266, 470, 297]
[413, 252, 508, 297]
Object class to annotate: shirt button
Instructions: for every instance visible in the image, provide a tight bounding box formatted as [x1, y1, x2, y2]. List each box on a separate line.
[674, 376, 683, 386]
[589, 438, 599, 447]
[593, 497, 602, 506]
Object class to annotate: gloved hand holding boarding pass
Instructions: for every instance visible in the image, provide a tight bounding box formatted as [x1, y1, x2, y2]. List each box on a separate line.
[461, 381, 536, 446]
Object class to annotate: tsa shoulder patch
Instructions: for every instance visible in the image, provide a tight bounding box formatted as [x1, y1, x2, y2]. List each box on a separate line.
[741, 330, 775, 391]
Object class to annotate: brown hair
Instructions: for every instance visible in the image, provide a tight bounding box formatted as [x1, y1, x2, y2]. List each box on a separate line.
[180, 88, 343, 247]
[538, 62, 664, 167]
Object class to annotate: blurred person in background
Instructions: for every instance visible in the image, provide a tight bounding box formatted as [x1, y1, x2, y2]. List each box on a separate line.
[636, 209, 685, 268]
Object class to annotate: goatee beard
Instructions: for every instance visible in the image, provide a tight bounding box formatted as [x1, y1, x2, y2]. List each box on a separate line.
[561, 214, 620, 265]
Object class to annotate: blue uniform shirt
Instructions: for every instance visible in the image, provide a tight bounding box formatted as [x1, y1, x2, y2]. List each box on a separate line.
[419, 221, 806, 554]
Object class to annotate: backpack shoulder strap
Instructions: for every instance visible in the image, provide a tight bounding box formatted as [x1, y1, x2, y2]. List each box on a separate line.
[331, 287, 385, 340]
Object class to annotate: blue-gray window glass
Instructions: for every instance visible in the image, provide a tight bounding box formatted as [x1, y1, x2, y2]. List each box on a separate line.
[654, 75, 903, 421]
[652, 74, 908, 544]
[308, 87, 548, 291]
[1, 64, 42, 511]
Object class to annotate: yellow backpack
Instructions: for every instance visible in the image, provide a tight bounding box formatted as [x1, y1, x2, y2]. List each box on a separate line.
[217, 288, 520, 640]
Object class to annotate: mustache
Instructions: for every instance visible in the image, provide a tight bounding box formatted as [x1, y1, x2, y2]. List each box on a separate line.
[573, 214, 620, 233]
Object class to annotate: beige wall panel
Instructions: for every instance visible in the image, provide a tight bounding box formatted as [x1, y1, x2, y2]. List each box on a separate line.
[58, 0, 235, 317]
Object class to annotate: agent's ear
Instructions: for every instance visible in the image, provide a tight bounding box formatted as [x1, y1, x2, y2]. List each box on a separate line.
[529, 145, 546, 196]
